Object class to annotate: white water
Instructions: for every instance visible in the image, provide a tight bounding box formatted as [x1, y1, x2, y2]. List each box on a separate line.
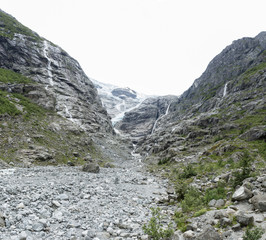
[223, 82, 228, 97]
[43, 40, 54, 87]
[151, 103, 171, 134]
[131, 144, 142, 163]
[112, 100, 144, 125]
[64, 104, 74, 123]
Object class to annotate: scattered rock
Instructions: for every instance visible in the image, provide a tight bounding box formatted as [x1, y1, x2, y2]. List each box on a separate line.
[197, 225, 222, 240]
[250, 194, 266, 212]
[232, 186, 253, 201]
[235, 211, 254, 226]
[82, 163, 100, 173]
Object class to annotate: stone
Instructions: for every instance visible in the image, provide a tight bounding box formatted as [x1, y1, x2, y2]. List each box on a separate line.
[219, 217, 232, 227]
[232, 186, 253, 201]
[215, 199, 225, 208]
[82, 163, 100, 173]
[197, 225, 222, 240]
[0, 212, 5, 227]
[232, 223, 241, 231]
[183, 230, 195, 239]
[250, 194, 266, 212]
[235, 211, 254, 226]
[208, 199, 217, 207]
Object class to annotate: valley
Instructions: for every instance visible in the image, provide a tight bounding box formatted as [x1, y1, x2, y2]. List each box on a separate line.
[0, 9, 265, 240]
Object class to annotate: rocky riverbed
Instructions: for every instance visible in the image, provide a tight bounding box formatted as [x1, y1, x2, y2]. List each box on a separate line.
[0, 157, 169, 240]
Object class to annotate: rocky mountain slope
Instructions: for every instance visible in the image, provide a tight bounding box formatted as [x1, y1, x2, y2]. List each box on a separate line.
[116, 32, 266, 239]
[0, 8, 265, 240]
[0, 9, 121, 167]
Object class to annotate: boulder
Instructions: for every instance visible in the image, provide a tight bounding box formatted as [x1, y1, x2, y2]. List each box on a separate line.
[197, 225, 222, 240]
[0, 212, 5, 227]
[250, 194, 266, 212]
[82, 163, 100, 173]
[235, 211, 254, 226]
[232, 186, 253, 201]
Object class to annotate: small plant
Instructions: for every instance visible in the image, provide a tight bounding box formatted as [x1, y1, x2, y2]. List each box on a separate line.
[181, 186, 204, 212]
[204, 181, 226, 204]
[174, 211, 188, 232]
[231, 151, 253, 188]
[243, 226, 264, 240]
[143, 207, 174, 240]
[193, 208, 207, 217]
[179, 164, 197, 179]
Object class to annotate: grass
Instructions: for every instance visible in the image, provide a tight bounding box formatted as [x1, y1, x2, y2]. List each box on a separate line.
[0, 90, 21, 116]
[0, 68, 33, 84]
[0, 10, 41, 41]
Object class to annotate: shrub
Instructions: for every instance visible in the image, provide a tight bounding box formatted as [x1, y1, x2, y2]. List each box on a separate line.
[231, 151, 253, 188]
[193, 208, 207, 217]
[181, 187, 204, 212]
[204, 181, 226, 204]
[143, 207, 174, 240]
[243, 226, 264, 240]
[179, 164, 197, 179]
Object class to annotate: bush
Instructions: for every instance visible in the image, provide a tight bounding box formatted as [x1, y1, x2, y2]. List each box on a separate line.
[204, 181, 226, 204]
[179, 164, 197, 179]
[231, 151, 253, 188]
[143, 207, 174, 240]
[181, 187, 204, 212]
[243, 226, 264, 240]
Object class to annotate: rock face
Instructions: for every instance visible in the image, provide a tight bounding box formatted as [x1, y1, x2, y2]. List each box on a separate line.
[115, 95, 178, 140]
[0, 9, 112, 133]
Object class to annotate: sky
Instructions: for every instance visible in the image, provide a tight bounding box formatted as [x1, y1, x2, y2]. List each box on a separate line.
[1, 0, 265, 96]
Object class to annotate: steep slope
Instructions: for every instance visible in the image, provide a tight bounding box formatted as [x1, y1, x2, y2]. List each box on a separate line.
[115, 95, 178, 141]
[0, 9, 112, 133]
[135, 33, 266, 239]
[0, 9, 118, 167]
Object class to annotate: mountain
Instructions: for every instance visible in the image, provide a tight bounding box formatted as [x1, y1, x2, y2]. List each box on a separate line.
[0, 8, 266, 239]
[0, 9, 121, 166]
[113, 32, 266, 238]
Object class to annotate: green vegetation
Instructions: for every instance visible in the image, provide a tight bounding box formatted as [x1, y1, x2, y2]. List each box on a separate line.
[143, 207, 174, 240]
[0, 10, 41, 41]
[204, 181, 227, 204]
[231, 151, 253, 189]
[243, 227, 265, 240]
[0, 68, 32, 84]
[243, 62, 266, 78]
[0, 90, 21, 116]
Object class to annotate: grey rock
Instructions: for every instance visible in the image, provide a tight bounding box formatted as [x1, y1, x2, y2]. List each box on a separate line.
[0, 212, 5, 227]
[232, 186, 253, 201]
[82, 163, 100, 173]
[197, 225, 222, 240]
[215, 199, 225, 208]
[235, 211, 254, 226]
[209, 199, 217, 207]
[219, 217, 232, 228]
[250, 194, 266, 212]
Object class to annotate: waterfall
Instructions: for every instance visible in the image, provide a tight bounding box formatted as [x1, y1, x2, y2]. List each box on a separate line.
[151, 103, 171, 134]
[223, 82, 228, 97]
[64, 104, 74, 123]
[43, 40, 54, 87]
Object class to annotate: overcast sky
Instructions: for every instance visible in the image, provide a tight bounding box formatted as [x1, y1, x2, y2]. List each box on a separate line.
[1, 0, 265, 96]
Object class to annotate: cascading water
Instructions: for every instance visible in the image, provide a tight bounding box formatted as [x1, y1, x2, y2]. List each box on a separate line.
[64, 104, 74, 123]
[151, 103, 171, 134]
[43, 40, 54, 88]
[223, 82, 228, 97]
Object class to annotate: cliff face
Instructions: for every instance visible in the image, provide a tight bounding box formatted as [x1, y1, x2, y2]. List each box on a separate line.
[0, 9, 112, 134]
[0, 9, 116, 166]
